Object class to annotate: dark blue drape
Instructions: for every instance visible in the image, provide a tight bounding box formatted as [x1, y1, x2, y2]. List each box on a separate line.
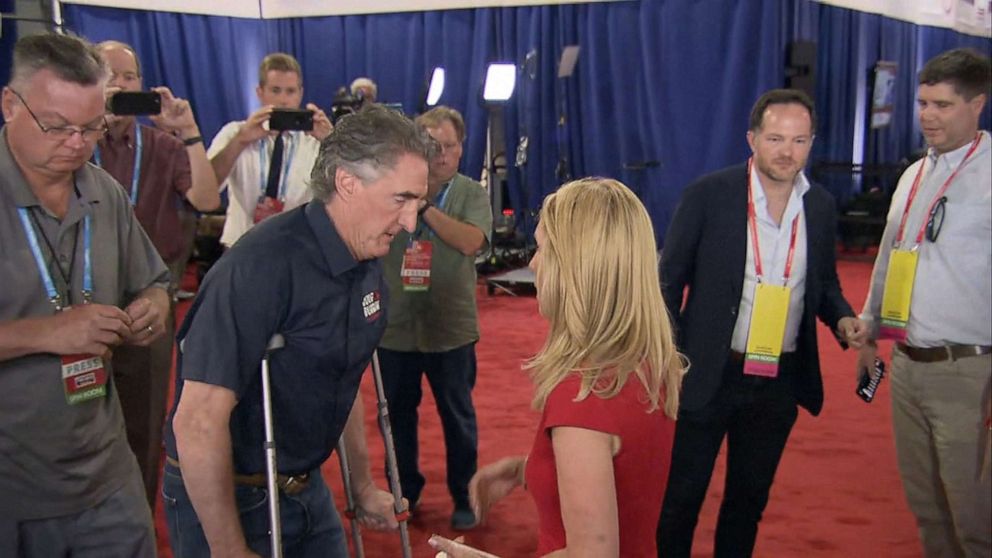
[60, 1, 992, 241]
[1, 0, 16, 94]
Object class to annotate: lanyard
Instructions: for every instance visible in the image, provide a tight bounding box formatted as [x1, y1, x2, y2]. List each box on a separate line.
[17, 208, 93, 310]
[414, 181, 453, 241]
[258, 132, 298, 200]
[747, 158, 801, 285]
[93, 122, 143, 205]
[894, 133, 981, 249]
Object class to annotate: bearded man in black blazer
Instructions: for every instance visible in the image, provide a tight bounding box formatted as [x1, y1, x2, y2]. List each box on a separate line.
[656, 89, 868, 557]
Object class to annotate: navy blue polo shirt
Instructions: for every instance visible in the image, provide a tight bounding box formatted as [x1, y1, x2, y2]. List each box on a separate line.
[164, 201, 387, 475]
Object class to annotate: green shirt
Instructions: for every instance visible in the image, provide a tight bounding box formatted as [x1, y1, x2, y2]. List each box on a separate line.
[380, 173, 493, 352]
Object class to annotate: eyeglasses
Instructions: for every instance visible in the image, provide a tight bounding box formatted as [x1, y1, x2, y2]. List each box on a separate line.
[9, 89, 108, 142]
[925, 196, 946, 243]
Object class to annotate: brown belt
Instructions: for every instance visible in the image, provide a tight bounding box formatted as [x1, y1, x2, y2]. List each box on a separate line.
[896, 343, 992, 363]
[165, 456, 311, 496]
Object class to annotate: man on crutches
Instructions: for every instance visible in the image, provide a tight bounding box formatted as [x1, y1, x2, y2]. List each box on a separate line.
[162, 106, 433, 557]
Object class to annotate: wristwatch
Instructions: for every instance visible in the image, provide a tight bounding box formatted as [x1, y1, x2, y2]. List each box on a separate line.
[418, 199, 433, 217]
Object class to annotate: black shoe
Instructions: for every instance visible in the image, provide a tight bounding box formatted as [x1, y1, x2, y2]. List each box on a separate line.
[451, 507, 478, 531]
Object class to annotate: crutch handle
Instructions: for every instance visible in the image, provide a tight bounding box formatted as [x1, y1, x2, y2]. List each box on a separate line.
[266, 333, 286, 353]
[261, 333, 286, 558]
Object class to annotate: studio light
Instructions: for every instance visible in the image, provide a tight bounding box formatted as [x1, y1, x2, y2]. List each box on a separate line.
[426, 67, 446, 107]
[483, 63, 517, 103]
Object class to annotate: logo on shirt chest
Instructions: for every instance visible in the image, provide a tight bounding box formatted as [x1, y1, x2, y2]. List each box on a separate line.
[362, 290, 382, 322]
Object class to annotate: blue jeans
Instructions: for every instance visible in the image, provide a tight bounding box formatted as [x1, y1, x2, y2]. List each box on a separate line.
[162, 462, 347, 557]
[378, 344, 479, 509]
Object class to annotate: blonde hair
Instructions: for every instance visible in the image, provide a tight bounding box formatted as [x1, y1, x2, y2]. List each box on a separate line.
[526, 178, 685, 418]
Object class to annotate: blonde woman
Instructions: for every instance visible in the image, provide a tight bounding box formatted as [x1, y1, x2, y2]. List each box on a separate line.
[430, 177, 685, 557]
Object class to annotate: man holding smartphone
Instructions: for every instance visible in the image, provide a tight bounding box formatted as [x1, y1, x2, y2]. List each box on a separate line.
[208, 52, 333, 248]
[858, 48, 991, 557]
[94, 40, 221, 509]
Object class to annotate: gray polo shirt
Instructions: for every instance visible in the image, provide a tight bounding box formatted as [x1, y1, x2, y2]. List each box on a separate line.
[0, 127, 170, 520]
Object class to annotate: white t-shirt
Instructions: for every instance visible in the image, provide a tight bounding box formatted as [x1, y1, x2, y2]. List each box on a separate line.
[208, 121, 320, 247]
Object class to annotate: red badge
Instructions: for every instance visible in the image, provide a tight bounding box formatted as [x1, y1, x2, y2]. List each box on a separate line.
[254, 196, 285, 224]
[61, 354, 108, 405]
[401, 240, 433, 292]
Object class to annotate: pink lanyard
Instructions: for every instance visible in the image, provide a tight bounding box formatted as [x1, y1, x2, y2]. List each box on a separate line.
[747, 158, 800, 285]
[895, 133, 981, 248]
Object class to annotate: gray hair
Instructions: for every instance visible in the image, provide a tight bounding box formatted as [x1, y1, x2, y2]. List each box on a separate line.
[310, 105, 434, 202]
[9, 33, 108, 90]
[350, 77, 378, 101]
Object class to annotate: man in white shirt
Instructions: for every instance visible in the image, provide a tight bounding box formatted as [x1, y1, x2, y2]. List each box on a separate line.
[859, 48, 991, 558]
[208, 52, 333, 247]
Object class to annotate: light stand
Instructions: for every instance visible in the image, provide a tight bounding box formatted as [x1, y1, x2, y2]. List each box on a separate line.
[481, 62, 516, 222]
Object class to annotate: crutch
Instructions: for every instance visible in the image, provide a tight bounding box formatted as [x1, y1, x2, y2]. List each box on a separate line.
[261, 334, 286, 558]
[370, 350, 414, 558]
[337, 351, 412, 557]
[336, 437, 365, 558]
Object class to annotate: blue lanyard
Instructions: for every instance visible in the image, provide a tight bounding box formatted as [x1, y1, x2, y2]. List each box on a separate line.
[414, 181, 453, 241]
[17, 208, 93, 310]
[258, 132, 297, 200]
[93, 122, 143, 205]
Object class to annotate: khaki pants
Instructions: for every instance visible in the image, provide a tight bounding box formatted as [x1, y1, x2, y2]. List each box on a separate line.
[890, 349, 992, 558]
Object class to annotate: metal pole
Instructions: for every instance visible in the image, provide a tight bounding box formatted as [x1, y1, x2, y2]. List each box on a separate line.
[370, 351, 413, 558]
[336, 438, 365, 558]
[261, 334, 286, 558]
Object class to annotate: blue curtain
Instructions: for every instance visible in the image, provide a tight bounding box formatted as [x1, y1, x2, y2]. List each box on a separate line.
[61, 1, 992, 242]
[1, 0, 16, 103]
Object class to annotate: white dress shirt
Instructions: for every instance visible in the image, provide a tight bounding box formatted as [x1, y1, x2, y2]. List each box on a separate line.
[861, 131, 992, 347]
[731, 168, 810, 354]
[207, 121, 320, 247]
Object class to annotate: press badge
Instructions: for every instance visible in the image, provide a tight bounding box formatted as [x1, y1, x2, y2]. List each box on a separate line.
[401, 240, 433, 291]
[61, 354, 108, 405]
[254, 196, 285, 224]
[878, 249, 918, 342]
[743, 283, 791, 378]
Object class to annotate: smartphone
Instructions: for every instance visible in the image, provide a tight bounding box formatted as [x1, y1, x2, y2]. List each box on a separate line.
[109, 91, 162, 116]
[856, 358, 886, 403]
[269, 108, 314, 132]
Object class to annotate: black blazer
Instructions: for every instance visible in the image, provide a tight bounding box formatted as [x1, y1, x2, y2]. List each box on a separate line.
[660, 164, 854, 416]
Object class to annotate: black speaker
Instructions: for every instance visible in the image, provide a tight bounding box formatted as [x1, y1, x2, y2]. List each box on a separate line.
[786, 41, 817, 99]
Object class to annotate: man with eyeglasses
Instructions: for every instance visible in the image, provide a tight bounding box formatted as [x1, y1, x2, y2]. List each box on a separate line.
[0, 33, 168, 555]
[378, 105, 492, 531]
[90, 39, 220, 512]
[858, 48, 991, 557]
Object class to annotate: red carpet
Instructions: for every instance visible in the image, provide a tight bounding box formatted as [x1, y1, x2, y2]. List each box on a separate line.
[157, 258, 920, 557]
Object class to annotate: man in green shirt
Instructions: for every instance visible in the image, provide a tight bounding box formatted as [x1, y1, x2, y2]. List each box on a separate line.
[379, 106, 492, 530]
